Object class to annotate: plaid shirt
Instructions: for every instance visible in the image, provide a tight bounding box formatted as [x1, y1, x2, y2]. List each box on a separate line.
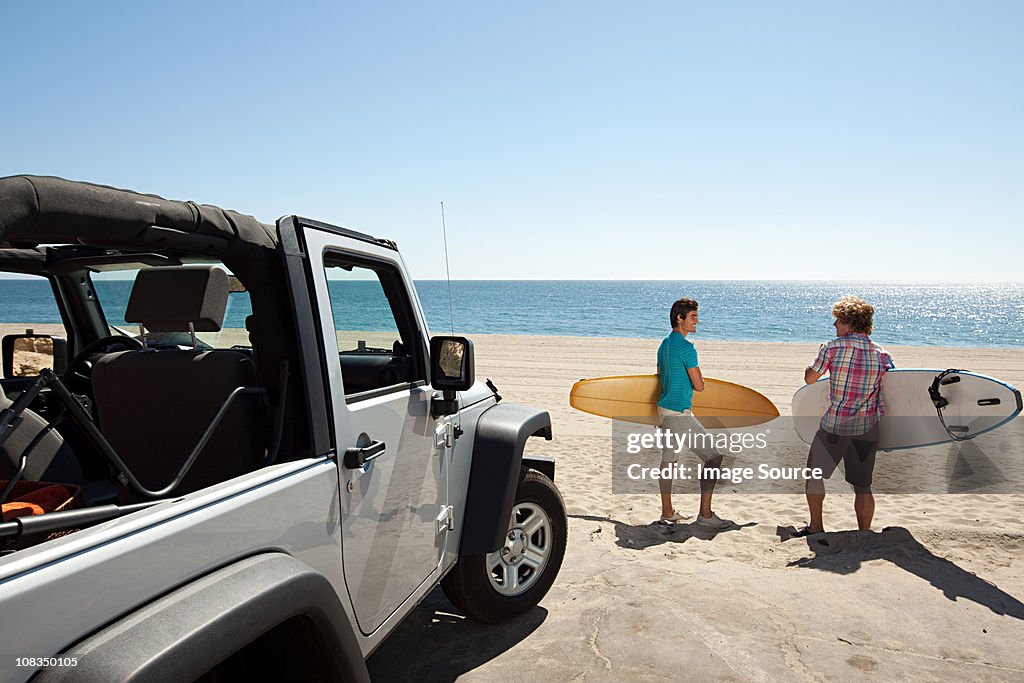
[810, 333, 894, 436]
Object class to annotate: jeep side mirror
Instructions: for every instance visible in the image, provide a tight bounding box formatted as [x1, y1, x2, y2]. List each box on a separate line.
[2, 333, 68, 378]
[430, 336, 474, 418]
[429, 336, 474, 392]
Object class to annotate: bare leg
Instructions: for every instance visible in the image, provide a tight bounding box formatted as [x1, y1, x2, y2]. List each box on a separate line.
[804, 430, 832, 533]
[698, 455, 721, 518]
[806, 490, 825, 533]
[854, 491, 875, 530]
[699, 489, 714, 518]
[659, 462, 674, 518]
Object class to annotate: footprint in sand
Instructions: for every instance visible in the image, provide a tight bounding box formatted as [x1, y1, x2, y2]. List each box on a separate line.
[846, 655, 878, 672]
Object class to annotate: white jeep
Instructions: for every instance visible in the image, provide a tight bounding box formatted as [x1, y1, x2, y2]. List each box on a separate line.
[0, 175, 567, 682]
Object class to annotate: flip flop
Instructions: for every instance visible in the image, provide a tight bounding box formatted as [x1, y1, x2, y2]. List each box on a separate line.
[658, 511, 686, 524]
[791, 526, 824, 538]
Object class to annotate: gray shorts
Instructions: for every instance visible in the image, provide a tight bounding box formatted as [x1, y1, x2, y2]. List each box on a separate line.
[806, 425, 879, 489]
[657, 407, 722, 464]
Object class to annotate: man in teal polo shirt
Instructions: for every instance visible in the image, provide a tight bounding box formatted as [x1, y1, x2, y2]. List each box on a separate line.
[656, 297, 730, 528]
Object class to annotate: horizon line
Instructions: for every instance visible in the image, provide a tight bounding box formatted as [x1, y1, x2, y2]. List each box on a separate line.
[1, 276, 1023, 284]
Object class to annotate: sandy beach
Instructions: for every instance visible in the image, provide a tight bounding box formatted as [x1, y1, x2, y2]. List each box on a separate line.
[5, 323, 1024, 678]
[368, 333, 1024, 681]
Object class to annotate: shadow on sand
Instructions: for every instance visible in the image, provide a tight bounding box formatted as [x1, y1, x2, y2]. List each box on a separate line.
[778, 525, 1024, 619]
[571, 513, 757, 549]
[366, 586, 546, 682]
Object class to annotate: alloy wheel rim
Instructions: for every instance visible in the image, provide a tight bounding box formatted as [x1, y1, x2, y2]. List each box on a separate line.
[485, 501, 551, 596]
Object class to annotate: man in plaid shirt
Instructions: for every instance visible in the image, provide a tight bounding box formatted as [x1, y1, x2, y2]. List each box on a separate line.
[796, 296, 894, 536]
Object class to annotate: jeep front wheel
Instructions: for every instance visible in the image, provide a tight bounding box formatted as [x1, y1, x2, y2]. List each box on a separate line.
[441, 469, 567, 623]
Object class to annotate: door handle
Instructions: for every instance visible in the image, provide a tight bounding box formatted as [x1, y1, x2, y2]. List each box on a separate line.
[344, 440, 386, 469]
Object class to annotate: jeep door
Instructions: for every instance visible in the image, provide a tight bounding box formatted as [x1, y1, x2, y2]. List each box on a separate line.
[300, 226, 448, 635]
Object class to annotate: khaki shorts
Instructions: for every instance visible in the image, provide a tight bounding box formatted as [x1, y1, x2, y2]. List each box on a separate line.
[657, 406, 722, 464]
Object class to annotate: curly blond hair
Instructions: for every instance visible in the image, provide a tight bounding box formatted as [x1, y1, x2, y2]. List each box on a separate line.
[832, 295, 874, 334]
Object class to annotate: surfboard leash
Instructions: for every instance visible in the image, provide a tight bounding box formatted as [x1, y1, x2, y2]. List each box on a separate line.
[928, 368, 969, 442]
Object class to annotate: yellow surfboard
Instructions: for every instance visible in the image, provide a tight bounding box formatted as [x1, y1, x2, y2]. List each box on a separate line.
[569, 374, 779, 428]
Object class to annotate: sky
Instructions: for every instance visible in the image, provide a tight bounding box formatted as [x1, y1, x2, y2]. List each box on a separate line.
[2, 1, 1021, 281]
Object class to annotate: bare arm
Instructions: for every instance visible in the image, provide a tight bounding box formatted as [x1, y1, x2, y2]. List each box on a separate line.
[687, 366, 706, 392]
[804, 367, 823, 385]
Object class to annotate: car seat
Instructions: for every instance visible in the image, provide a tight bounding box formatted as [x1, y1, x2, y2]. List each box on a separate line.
[91, 266, 264, 501]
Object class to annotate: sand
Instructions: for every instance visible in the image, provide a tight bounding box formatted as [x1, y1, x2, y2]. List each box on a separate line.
[369, 334, 1024, 681]
[6, 323, 1024, 678]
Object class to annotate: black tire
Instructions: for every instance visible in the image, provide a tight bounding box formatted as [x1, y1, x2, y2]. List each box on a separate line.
[441, 468, 567, 623]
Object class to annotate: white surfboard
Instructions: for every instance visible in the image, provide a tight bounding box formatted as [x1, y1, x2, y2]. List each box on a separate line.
[792, 369, 1022, 451]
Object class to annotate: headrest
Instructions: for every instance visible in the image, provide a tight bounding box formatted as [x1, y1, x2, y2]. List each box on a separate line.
[125, 266, 230, 333]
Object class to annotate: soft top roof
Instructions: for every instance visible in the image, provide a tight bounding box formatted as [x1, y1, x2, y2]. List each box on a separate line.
[0, 175, 311, 455]
[0, 175, 277, 253]
[0, 247, 47, 274]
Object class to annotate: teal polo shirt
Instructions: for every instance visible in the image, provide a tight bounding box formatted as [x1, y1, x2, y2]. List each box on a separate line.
[657, 331, 699, 411]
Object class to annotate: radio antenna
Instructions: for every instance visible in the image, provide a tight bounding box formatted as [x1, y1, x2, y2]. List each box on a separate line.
[440, 201, 455, 335]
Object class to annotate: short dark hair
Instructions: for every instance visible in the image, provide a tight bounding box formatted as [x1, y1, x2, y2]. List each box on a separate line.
[669, 298, 698, 328]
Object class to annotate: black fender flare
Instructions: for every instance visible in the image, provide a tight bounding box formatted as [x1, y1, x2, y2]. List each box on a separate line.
[37, 553, 368, 683]
[460, 403, 552, 554]
[521, 454, 555, 482]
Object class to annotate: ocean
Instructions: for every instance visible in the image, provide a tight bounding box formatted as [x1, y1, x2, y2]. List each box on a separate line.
[1, 279, 1021, 349]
